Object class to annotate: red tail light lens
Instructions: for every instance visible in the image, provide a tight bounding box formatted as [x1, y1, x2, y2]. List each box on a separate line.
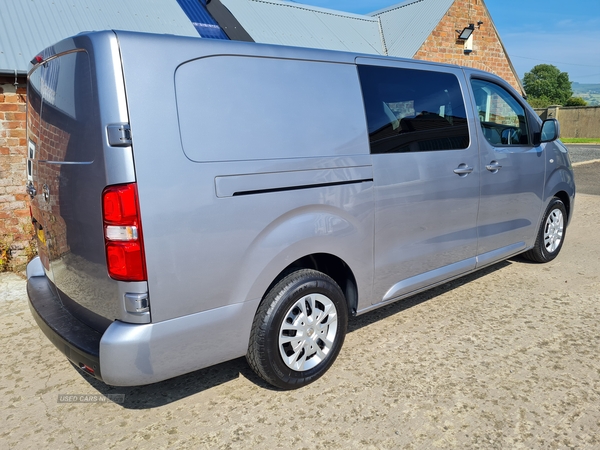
[102, 183, 147, 281]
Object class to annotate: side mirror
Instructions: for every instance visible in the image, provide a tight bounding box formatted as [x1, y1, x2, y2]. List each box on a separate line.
[539, 119, 560, 144]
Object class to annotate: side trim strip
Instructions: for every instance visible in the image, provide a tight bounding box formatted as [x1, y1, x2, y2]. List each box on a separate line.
[215, 165, 374, 198]
[232, 178, 373, 197]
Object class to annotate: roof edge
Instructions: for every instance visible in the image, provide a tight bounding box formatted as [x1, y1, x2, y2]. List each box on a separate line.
[369, 0, 425, 17]
[245, 0, 379, 22]
[0, 69, 28, 77]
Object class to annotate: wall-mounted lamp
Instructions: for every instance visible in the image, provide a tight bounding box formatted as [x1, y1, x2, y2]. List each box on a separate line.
[457, 24, 475, 40]
[456, 21, 484, 40]
[456, 21, 484, 55]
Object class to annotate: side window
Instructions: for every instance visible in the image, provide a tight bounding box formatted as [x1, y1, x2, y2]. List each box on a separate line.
[471, 79, 529, 146]
[358, 65, 469, 154]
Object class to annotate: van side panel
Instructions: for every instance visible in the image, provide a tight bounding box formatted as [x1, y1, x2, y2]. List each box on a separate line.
[176, 56, 367, 162]
[116, 33, 374, 323]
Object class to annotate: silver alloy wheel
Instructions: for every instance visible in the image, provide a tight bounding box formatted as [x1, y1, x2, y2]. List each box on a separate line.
[544, 208, 564, 253]
[278, 293, 338, 371]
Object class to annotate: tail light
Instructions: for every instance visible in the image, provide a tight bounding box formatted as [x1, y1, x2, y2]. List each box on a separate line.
[102, 183, 147, 281]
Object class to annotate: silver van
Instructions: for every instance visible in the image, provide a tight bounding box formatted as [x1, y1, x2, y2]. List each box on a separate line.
[26, 31, 575, 390]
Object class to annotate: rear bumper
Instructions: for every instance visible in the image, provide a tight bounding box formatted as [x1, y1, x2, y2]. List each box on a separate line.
[26, 257, 259, 386]
[27, 274, 104, 380]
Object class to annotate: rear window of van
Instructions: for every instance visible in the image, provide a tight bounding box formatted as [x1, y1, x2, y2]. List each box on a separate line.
[27, 51, 97, 163]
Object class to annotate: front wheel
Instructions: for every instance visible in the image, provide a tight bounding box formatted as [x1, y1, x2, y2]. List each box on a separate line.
[247, 269, 348, 390]
[523, 197, 567, 263]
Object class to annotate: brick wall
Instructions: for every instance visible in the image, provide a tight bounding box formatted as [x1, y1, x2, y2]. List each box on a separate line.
[413, 0, 523, 95]
[0, 77, 34, 271]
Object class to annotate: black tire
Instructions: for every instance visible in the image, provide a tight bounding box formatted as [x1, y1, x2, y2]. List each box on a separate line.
[522, 197, 567, 263]
[247, 269, 348, 390]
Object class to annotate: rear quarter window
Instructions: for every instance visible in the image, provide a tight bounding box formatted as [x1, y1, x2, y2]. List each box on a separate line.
[175, 56, 368, 162]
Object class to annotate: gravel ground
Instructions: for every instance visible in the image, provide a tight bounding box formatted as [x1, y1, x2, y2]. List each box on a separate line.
[1, 179, 599, 449]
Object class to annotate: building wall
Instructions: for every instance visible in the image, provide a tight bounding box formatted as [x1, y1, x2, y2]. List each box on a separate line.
[535, 106, 600, 139]
[0, 77, 33, 271]
[413, 0, 523, 95]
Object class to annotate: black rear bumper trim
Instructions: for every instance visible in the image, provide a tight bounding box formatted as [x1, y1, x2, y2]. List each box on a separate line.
[27, 276, 103, 380]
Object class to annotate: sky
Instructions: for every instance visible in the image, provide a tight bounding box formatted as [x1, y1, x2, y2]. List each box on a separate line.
[294, 0, 600, 84]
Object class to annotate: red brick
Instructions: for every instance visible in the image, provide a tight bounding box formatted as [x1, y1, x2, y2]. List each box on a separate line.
[4, 95, 20, 103]
[13, 208, 31, 218]
[0, 103, 19, 112]
[5, 112, 26, 121]
[2, 120, 24, 130]
[8, 129, 25, 138]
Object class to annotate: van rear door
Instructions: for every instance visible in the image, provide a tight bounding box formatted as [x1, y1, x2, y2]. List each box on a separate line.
[27, 49, 116, 328]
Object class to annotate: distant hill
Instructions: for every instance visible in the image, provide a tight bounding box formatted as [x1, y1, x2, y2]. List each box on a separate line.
[572, 82, 600, 106]
[572, 82, 600, 94]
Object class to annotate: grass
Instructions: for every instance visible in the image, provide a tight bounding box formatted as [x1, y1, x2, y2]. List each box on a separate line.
[560, 138, 600, 144]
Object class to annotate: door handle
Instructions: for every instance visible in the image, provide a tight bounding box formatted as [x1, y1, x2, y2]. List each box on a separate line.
[453, 164, 474, 176]
[486, 161, 502, 173]
[26, 183, 37, 199]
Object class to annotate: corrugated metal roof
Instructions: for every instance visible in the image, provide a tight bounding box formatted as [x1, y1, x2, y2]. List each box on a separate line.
[1, 0, 458, 74]
[176, 0, 229, 39]
[0, 0, 201, 74]
[371, 0, 455, 58]
[222, 0, 386, 55]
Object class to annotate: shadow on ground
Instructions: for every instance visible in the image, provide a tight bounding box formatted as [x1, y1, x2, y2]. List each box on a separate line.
[76, 259, 512, 409]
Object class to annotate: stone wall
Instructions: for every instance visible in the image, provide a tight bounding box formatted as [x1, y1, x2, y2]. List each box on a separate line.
[534, 106, 600, 139]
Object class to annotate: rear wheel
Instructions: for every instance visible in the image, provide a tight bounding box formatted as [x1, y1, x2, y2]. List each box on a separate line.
[247, 269, 348, 390]
[523, 197, 567, 263]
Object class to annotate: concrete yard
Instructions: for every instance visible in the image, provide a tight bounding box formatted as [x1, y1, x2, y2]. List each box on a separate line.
[1, 163, 599, 449]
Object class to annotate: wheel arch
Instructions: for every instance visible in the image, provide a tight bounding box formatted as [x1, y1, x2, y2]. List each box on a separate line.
[263, 253, 359, 317]
[553, 190, 572, 224]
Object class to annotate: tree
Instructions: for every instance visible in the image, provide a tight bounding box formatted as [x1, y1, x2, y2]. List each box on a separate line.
[565, 97, 587, 107]
[523, 64, 573, 107]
